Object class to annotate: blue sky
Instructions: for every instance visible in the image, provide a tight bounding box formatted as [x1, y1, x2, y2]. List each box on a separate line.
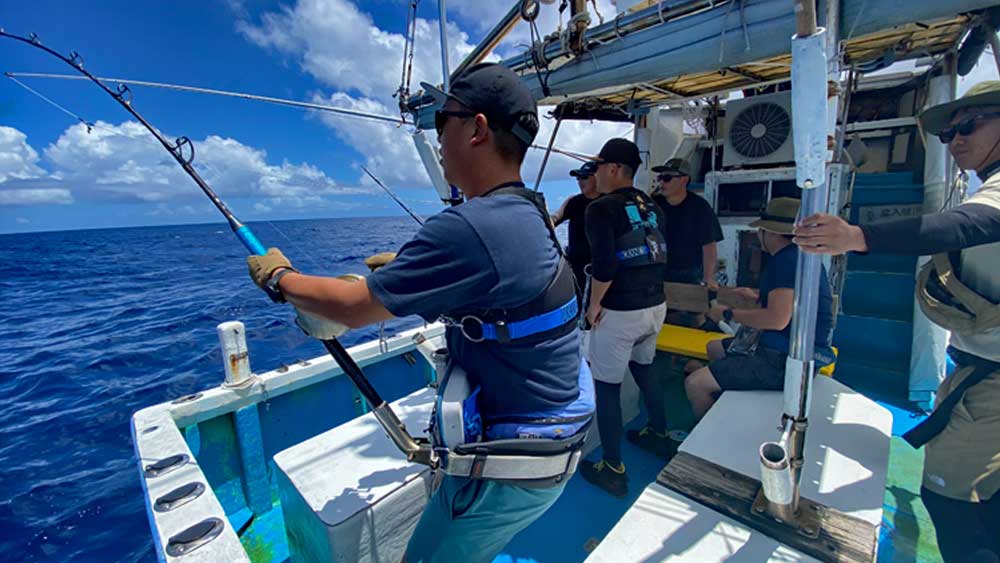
[0, 0, 626, 233]
[0, 2, 996, 234]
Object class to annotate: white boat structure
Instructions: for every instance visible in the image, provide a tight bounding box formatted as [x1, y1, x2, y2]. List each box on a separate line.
[121, 1, 1000, 561]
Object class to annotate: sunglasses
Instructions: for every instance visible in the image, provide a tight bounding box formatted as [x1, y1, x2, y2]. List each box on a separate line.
[937, 113, 1000, 144]
[435, 109, 477, 136]
[657, 173, 685, 182]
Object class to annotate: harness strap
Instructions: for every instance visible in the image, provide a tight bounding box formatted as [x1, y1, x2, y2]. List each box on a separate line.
[444, 449, 582, 485]
[931, 253, 1000, 318]
[440, 423, 590, 486]
[475, 297, 577, 342]
[616, 240, 667, 261]
[903, 349, 1000, 448]
[916, 253, 1000, 334]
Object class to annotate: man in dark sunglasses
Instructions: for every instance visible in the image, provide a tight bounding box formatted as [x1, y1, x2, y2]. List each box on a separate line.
[793, 80, 1000, 563]
[649, 158, 723, 292]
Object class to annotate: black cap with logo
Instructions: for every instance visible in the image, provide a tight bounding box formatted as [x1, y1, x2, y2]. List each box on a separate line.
[651, 158, 692, 177]
[596, 138, 642, 171]
[421, 63, 539, 147]
[570, 161, 599, 178]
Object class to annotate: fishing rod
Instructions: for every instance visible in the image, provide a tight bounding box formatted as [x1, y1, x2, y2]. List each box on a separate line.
[362, 166, 424, 225]
[1, 29, 434, 466]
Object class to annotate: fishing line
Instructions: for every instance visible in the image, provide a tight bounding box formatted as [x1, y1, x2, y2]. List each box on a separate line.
[6, 73, 96, 132]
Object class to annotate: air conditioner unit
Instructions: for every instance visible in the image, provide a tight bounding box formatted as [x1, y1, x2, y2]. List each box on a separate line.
[722, 92, 794, 168]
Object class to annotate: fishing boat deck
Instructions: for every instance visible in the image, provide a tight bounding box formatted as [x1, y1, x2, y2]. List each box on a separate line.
[223, 349, 941, 563]
[493, 354, 940, 563]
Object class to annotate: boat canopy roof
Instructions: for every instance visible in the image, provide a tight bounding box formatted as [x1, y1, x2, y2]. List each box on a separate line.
[407, 0, 996, 127]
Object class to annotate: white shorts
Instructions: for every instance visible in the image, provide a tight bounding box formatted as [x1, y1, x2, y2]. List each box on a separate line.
[587, 303, 666, 384]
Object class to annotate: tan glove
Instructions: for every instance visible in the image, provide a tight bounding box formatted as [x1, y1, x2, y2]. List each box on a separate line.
[292, 274, 365, 339]
[364, 252, 397, 272]
[247, 248, 294, 290]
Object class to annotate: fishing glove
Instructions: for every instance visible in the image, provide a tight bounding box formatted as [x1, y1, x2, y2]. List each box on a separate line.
[292, 274, 364, 340]
[247, 248, 296, 301]
[364, 252, 397, 272]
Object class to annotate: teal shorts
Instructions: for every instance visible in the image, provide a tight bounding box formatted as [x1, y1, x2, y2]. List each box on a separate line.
[405, 475, 567, 563]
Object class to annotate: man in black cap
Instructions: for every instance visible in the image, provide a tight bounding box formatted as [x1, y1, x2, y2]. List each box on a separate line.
[793, 81, 1000, 563]
[553, 160, 600, 304]
[246, 62, 593, 563]
[651, 158, 724, 288]
[579, 138, 670, 497]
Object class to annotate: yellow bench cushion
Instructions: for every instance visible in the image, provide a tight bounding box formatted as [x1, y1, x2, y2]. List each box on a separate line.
[655, 324, 837, 376]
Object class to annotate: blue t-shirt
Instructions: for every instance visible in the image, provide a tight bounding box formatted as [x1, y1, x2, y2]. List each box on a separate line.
[367, 192, 584, 423]
[757, 244, 835, 364]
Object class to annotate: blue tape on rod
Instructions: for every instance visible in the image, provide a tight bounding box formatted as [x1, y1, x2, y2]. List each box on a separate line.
[235, 225, 267, 256]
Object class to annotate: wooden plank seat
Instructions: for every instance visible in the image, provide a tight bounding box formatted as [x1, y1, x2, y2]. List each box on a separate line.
[655, 323, 837, 376]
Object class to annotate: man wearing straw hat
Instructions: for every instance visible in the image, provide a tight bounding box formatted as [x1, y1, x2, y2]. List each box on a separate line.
[685, 197, 835, 420]
[793, 81, 1000, 563]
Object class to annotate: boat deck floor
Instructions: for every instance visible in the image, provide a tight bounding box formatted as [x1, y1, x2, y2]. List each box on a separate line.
[238, 352, 942, 563]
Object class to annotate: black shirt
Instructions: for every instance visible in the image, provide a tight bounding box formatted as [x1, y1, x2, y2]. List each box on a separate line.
[757, 244, 835, 363]
[557, 193, 597, 267]
[652, 191, 724, 277]
[585, 187, 668, 311]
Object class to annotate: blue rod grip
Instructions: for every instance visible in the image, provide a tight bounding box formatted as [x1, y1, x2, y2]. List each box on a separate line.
[235, 225, 268, 256]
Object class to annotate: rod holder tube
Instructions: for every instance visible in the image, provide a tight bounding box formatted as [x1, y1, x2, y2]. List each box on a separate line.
[760, 441, 795, 506]
[218, 321, 253, 387]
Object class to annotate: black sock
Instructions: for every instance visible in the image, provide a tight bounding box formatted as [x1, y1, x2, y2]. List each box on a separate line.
[594, 380, 623, 466]
[630, 361, 666, 434]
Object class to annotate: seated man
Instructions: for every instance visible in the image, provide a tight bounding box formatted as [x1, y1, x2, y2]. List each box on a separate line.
[684, 198, 835, 419]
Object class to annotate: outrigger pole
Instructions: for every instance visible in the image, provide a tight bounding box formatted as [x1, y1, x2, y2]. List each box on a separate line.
[5, 71, 410, 125]
[755, 0, 837, 530]
[1, 29, 435, 467]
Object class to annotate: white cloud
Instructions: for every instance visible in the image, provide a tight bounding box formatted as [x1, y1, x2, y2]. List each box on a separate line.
[15, 217, 29, 224]
[238, 0, 629, 190]
[238, 0, 475, 98]
[0, 121, 369, 210]
[0, 188, 73, 206]
[40, 120, 367, 205]
[0, 126, 45, 182]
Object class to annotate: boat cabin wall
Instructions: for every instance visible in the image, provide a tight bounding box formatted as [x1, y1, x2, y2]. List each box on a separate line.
[639, 72, 932, 291]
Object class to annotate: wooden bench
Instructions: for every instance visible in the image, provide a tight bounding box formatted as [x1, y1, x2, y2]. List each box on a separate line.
[656, 323, 837, 376]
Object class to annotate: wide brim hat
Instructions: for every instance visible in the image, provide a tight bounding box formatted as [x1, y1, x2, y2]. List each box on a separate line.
[919, 81, 1000, 134]
[749, 197, 801, 235]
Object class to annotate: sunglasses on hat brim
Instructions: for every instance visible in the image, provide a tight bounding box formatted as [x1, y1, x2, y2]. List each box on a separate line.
[937, 112, 1000, 144]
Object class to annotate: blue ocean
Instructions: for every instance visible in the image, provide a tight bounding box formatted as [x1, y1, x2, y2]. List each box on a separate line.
[0, 217, 424, 562]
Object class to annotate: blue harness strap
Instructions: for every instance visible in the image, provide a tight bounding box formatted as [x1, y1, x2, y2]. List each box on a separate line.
[616, 241, 667, 261]
[478, 297, 579, 341]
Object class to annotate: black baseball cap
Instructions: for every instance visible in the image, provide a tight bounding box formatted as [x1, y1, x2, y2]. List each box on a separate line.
[570, 161, 599, 178]
[596, 138, 642, 170]
[421, 63, 539, 147]
[651, 158, 692, 177]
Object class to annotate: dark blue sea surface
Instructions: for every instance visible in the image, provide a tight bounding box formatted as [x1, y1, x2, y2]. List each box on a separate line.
[0, 217, 423, 562]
